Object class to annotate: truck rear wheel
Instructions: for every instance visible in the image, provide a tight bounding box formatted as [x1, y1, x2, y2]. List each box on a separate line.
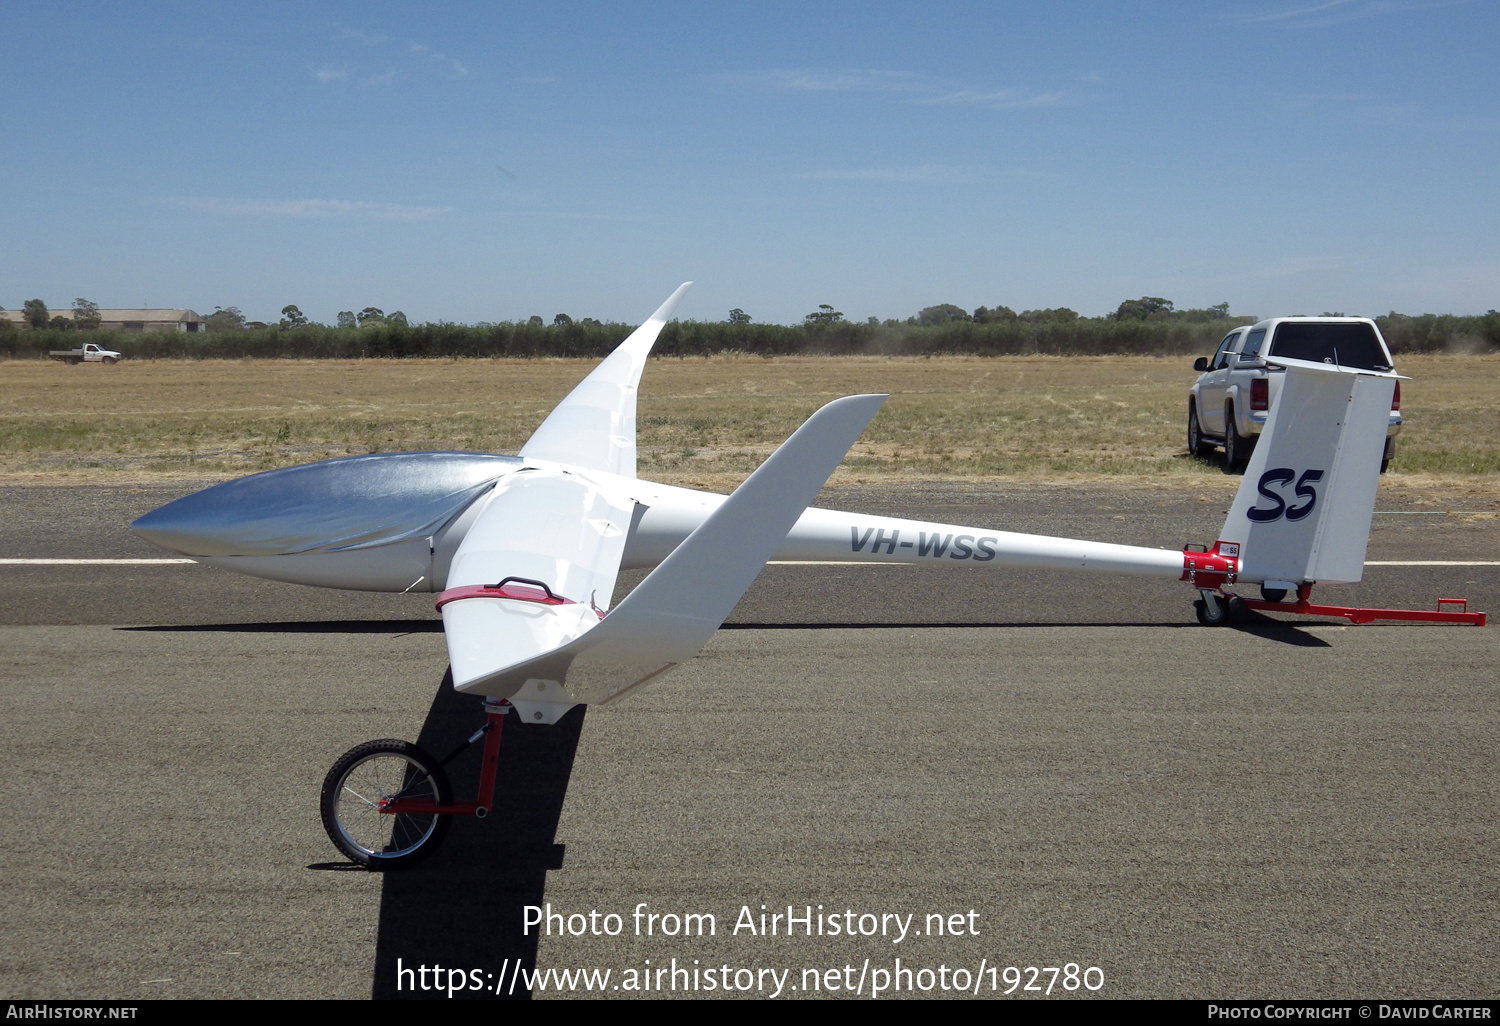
[1223, 403, 1251, 471]
[1188, 402, 1212, 458]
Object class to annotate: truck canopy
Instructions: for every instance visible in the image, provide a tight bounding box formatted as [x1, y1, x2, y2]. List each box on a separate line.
[1266, 322, 1391, 372]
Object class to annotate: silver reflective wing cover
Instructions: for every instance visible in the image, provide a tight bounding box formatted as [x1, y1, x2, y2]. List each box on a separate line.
[131, 452, 520, 557]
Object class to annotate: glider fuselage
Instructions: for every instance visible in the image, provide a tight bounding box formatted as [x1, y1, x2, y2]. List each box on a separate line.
[131, 452, 1186, 595]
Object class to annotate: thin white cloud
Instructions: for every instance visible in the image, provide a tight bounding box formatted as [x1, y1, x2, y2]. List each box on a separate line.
[1242, 0, 1359, 22]
[919, 88, 1069, 109]
[161, 197, 454, 222]
[794, 165, 981, 185]
[318, 32, 471, 86]
[504, 209, 647, 223]
[1236, 0, 1462, 24]
[719, 68, 921, 93]
[409, 41, 470, 79]
[720, 67, 1074, 113]
[338, 27, 387, 46]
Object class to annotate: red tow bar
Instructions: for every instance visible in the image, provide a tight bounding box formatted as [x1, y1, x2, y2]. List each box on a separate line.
[1234, 584, 1486, 627]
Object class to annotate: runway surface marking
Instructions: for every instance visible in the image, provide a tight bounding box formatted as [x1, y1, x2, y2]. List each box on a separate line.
[0, 558, 197, 565]
[1362, 560, 1500, 566]
[4, 558, 1499, 567]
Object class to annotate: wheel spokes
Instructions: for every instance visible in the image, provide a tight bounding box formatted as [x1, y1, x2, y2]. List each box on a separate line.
[336, 753, 439, 857]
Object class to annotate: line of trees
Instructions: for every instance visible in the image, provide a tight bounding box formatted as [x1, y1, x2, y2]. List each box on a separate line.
[2, 299, 1496, 359]
[5, 298, 104, 331]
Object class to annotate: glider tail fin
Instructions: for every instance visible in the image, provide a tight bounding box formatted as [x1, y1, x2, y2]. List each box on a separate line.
[1221, 360, 1400, 588]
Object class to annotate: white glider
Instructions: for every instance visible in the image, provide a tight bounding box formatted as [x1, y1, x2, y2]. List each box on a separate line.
[131, 285, 1457, 866]
[133, 283, 1418, 714]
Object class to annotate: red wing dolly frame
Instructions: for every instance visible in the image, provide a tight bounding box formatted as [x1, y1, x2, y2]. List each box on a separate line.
[319, 696, 511, 869]
[1220, 583, 1485, 627]
[1182, 543, 1488, 628]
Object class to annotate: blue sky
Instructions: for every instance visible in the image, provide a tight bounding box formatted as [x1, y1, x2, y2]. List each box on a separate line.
[2, 1, 1495, 325]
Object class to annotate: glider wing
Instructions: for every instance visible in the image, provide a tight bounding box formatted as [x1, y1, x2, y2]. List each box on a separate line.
[454, 393, 888, 704]
[439, 467, 636, 693]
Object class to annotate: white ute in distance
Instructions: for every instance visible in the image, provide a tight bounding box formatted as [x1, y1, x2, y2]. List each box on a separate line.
[1188, 316, 1402, 471]
[49, 342, 122, 365]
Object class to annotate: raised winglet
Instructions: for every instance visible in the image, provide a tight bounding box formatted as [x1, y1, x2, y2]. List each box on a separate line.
[518, 283, 693, 478]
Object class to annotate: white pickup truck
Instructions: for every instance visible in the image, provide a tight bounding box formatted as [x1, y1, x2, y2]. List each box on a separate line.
[48, 343, 122, 365]
[1188, 316, 1402, 471]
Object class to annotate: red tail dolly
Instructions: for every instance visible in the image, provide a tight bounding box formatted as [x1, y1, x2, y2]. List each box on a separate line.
[1182, 542, 1487, 627]
[1229, 583, 1486, 626]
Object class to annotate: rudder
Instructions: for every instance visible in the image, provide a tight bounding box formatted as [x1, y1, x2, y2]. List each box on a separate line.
[1220, 360, 1399, 587]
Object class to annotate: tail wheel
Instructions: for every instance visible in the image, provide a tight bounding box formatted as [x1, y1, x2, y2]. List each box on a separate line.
[1195, 595, 1229, 626]
[321, 739, 451, 869]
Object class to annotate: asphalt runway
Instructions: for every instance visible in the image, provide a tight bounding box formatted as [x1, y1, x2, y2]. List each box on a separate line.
[1, 482, 1497, 1000]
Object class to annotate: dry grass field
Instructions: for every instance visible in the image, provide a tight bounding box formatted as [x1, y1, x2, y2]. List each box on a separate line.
[2, 354, 1497, 501]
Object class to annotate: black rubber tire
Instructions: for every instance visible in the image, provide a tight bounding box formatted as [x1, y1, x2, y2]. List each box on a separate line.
[102, 356, 118, 365]
[1188, 402, 1213, 458]
[1195, 596, 1229, 627]
[1223, 403, 1250, 472]
[1259, 585, 1288, 603]
[321, 739, 451, 870]
[65, 356, 80, 365]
